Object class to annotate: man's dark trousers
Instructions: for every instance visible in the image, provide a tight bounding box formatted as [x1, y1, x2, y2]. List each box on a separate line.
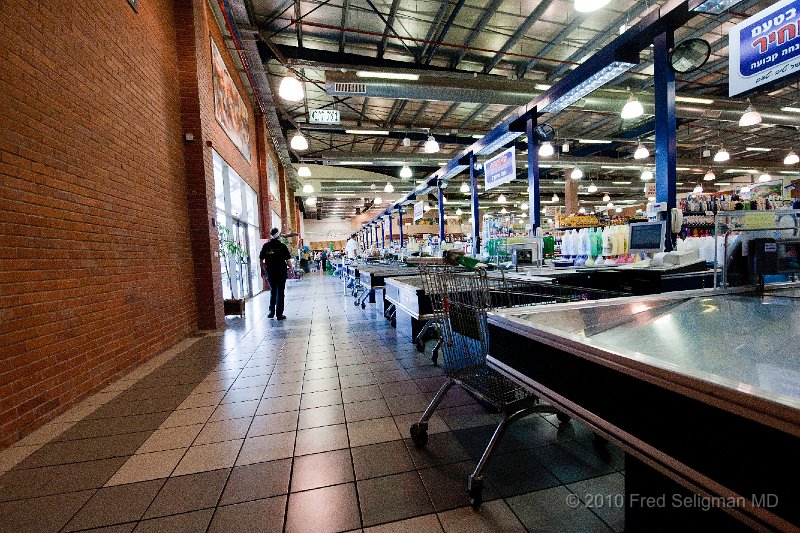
[267, 274, 286, 316]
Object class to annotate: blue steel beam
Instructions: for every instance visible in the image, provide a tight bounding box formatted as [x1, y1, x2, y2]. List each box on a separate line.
[526, 117, 541, 230]
[437, 181, 446, 242]
[469, 152, 480, 256]
[654, 29, 677, 251]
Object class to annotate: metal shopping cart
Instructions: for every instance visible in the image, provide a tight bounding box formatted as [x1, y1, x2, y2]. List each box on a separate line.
[409, 265, 627, 509]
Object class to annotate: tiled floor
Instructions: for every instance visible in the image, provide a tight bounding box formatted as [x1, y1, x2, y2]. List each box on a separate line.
[0, 273, 625, 532]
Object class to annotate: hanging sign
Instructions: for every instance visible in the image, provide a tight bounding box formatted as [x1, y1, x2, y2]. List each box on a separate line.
[309, 109, 340, 124]
[645, 182, 656, 197]
[413, 201, 424, 222]
[729, 0, 800, 96]
[484, 147, 517, 191]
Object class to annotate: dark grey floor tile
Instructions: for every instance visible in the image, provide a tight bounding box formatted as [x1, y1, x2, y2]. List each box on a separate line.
[484, 449, 562, 498]
[3, 457, 127, 499]
[567, 472, 626, 532]
[351, 440, 415, 481]
[343, 399, 391, 422]
[576, 436, 626, 472]
[143, 469, 229, 519]
[209, 496, 287, 533]
[64, 479, 165, 531]
[220, 459, 292, 505]
[357, 471, 434, 527]
[506, 485, 613, 533]
[57, 413, 171, 441]
[17, 432, 151, 468]
[133, 509, 214, 532]
[291, 449, 354, 492]
[379, 380, 422, 398]
[418, 460, 501, 512]
[403, 432, 471, 469]
[285, 482, 361, 533]
[535, 441, 617, 485]
[80, 523, 136, 533]
[0, 490, 94, 533]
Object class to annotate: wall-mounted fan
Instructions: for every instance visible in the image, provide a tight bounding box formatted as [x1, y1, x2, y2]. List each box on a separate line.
[669, 39, 711, 74]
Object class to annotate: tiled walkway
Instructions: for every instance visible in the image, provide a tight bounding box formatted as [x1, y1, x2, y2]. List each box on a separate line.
[0, 274, 624, 532]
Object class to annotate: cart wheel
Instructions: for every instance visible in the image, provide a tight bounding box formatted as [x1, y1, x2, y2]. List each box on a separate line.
[556, 413, 571, 424]
[468, 479, 484, 510]
[431, 345, 440, 366]
[361, 302, 366, 309]
[353, 300, 360, 307]
[409, 423, 428, 448]
[415, 339, 425, 353]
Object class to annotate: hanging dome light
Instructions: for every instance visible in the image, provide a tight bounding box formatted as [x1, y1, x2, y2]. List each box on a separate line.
[758, 173, 772, 182]
[693, 184, 703, 194]
[784, 150, 799, 165]
[740, 185, 751, 193]
[621, 92, 644, 120]
[640, 169, 654, 181]
[302, 182, 314, 193]
[306, 196, 317, 206]
[424, 135, 440, 154]
[606, 202, 614, 209]
[374, 196, 383, 205]
[538, 142, 554, 157]
[519, 212, 527, 218]
[497, 194, 507, 203]
[424, 203, 431, 212]
[278, 72, 304, 101]
[738, 101, 762, 127]
[602, 193, 611, 202]
[703, 170, 716, 181]
[290, 131, 308, 151]
[521, 202, 529, 210]
[384, 182, 394, 193]
[442, 195, 448, 204]
[460, 182, 470, 193]
[370, 182, 376, 190]
[399, 165, 412, 179]
[551, 193, 559, 202]
[615, 207, 622, 213]
[456, 208, 463, 215]
[574, 0, 610, 13]
[713, 146, 730, 162]
[648, 196, 656, 202]
[578, 207, 586, 214]
[402, 136, 411, 147]
[298, 165, 312, 178]
[570, 167, 583, 180]
[633, 142, 650, 159]
[500, 207, 508, 214]
[587, 183, 598, 193]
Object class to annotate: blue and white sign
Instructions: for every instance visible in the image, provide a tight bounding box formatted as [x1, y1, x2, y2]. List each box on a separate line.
[729, 0, 800, 96]
[484, 147, 516, 191]
[413, 201, 424, 222]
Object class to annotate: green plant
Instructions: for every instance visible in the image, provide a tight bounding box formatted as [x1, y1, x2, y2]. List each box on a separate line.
[218, 225, 248, 296]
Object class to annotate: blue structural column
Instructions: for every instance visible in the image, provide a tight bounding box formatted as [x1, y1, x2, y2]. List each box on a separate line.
[526, 117, 541, 230]
[388, 214, 393, 247]
[374, 224, 379, 247]
[469, 152, 480, 257]
[380, 221, 385, 249]
[654, 29, 677, 251]
[437, 181, 445, 243]
[398, 209, 404, 247]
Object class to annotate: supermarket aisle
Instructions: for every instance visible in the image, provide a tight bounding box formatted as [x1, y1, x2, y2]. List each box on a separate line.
[0, 274, 624, 532]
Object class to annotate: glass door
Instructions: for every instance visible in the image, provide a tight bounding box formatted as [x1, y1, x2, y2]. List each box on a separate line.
[235, 220, 252, 298]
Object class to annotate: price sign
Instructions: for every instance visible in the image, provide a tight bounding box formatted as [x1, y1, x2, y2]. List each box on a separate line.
[309, 109, 340, 124]
[413, 201, 424, 222]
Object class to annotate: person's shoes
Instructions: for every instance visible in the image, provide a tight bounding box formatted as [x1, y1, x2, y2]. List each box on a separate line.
[277, 315, 287, 320]
[267, 312, 275, 318]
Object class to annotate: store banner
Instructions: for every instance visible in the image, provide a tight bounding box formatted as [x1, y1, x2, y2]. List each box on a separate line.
[484, 147, 516, 191]
[413, 201, 424, 222]
[729, 0, 800, 96]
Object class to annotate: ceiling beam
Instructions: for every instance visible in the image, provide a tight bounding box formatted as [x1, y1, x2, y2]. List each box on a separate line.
[450, 0, 503, 69]
[419, 1, 449, 63]
[482, 0, 554, 74]
[423, 0, 466, 65]
[519, 17, 583, 78]
[338, 0, 349, 53]
[377, 0, 402, 59]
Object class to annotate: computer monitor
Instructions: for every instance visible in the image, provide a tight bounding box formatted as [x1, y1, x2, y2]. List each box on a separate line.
[629, 221, 666, 254]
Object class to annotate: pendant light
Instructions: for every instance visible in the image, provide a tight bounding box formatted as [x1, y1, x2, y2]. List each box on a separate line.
[460, 182, 470, 193]
[703, 170, 716, 181]
[497, 194, 507, 203]
[633, 142, 650, 159]
[640, 170, 654, 181]
[298, 165, 312, 178]
[521, 202, 529, 210]
[424, 135, 440, 154]
[290, 131, 308, 151]
[370, 182, 376, 190]
[785, 150, 799, 165]
[552, 193, 560, 202]
[500, 207, 508, 214]
[384, 182, 394, 193]
[738, 100, 762, 127]
[374, 196, 383, 205]
[302, 182, 314, 193]
[602, 193, 611, 202]
[587, 183, 598, 193]
[713, 146, 730, 162]
[538, 142, 554, 157]
[758, 173, 771, 182]
[578, 207, 586, 214]
[740, 185, 751, 193]
[570, 167, 583, 180]
[574, 0, 610, 12]
[399, 165, 412, 179]
[456, 208, 463, 215]
[279, 72, 304, 101]
[693, 184, 703, 194]
[402, 136, 411, 147]
[615, 207, 622, 213]
[621, 91, 644, 120]
[306, 196, 317, 206]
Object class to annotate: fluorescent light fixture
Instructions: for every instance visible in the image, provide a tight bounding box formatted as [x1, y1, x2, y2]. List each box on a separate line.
[279, 73, 304, 101]
[298, 166, 312, 178]
[784, 150, 799, 165]
[578, 139, 612, 144]
[675, 96, 714, 104]
[633, 142, 650, 159]
[779, 171, 800, 174]
[339, 161, 373, 165]
[713, 147, 730, 162]
[539, 142, 554, 157]
[570, 167, 583, 180]
[614, 180, 633, 184]
[345, 129, 389, 135]
[745, 147, 771, 152]
[460, 183, 470, 193]
[738, 103, 762, 127]
[640, 169, 654, 181]
[587, 183, 598, 193]
[384, 182, 394, 193]
[334, 179, 361, 183]
[424, 136, 440, 154]
[621, 93, 644, 120]
[703, 170, 716, 181]
[575, 0, 610, 13]
[302, 182, 314, 193]
[714, 182, 732, 186]
[290, 132, 308, 151]
[399, 165, 412, 179]
[356, 71, 420, 81]
[472, 134, 484, 139]
[540, 61, 634, 114]
[692, 0, 748, 15]
[758, 173, 772, 182]
[534, 84, 552, 91]
[781, 107, 800, 113]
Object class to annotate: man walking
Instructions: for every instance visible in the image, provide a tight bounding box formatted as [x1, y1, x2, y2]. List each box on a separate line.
[260, 228, 292, 320]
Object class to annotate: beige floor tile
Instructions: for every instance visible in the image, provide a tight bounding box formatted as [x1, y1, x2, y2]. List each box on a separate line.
[194, 418, 253, 446]
[256, 394, 301, 416]
[136, 424, 204, 454]
[159, 406, 215, 429]
[172, 439, 244, 476]
[16, 422, 75, 446]
[177, 391, 226, 410]
[247, 412, 298, 437]
[236, 432, 296, 466]
[207, 400, 260, 423]
[0, 444, 43, 475]
[392, 413, 449, 436]
[437, 500, 527, 533]
[294, 424, 350, 456]
[192, 380, 235, 394]
[364, 514, 444, 533]
[347, 417, 402, 448]
[105, 448, 186, 486]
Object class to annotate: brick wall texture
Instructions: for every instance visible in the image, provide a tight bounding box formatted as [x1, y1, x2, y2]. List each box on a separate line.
[0, 0, 289, 447]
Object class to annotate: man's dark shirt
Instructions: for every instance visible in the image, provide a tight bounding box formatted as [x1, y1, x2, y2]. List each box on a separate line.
[260, 238, 291, 279]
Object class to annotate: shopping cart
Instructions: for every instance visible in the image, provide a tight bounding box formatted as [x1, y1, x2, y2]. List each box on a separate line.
[409, 265, 627, 509]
